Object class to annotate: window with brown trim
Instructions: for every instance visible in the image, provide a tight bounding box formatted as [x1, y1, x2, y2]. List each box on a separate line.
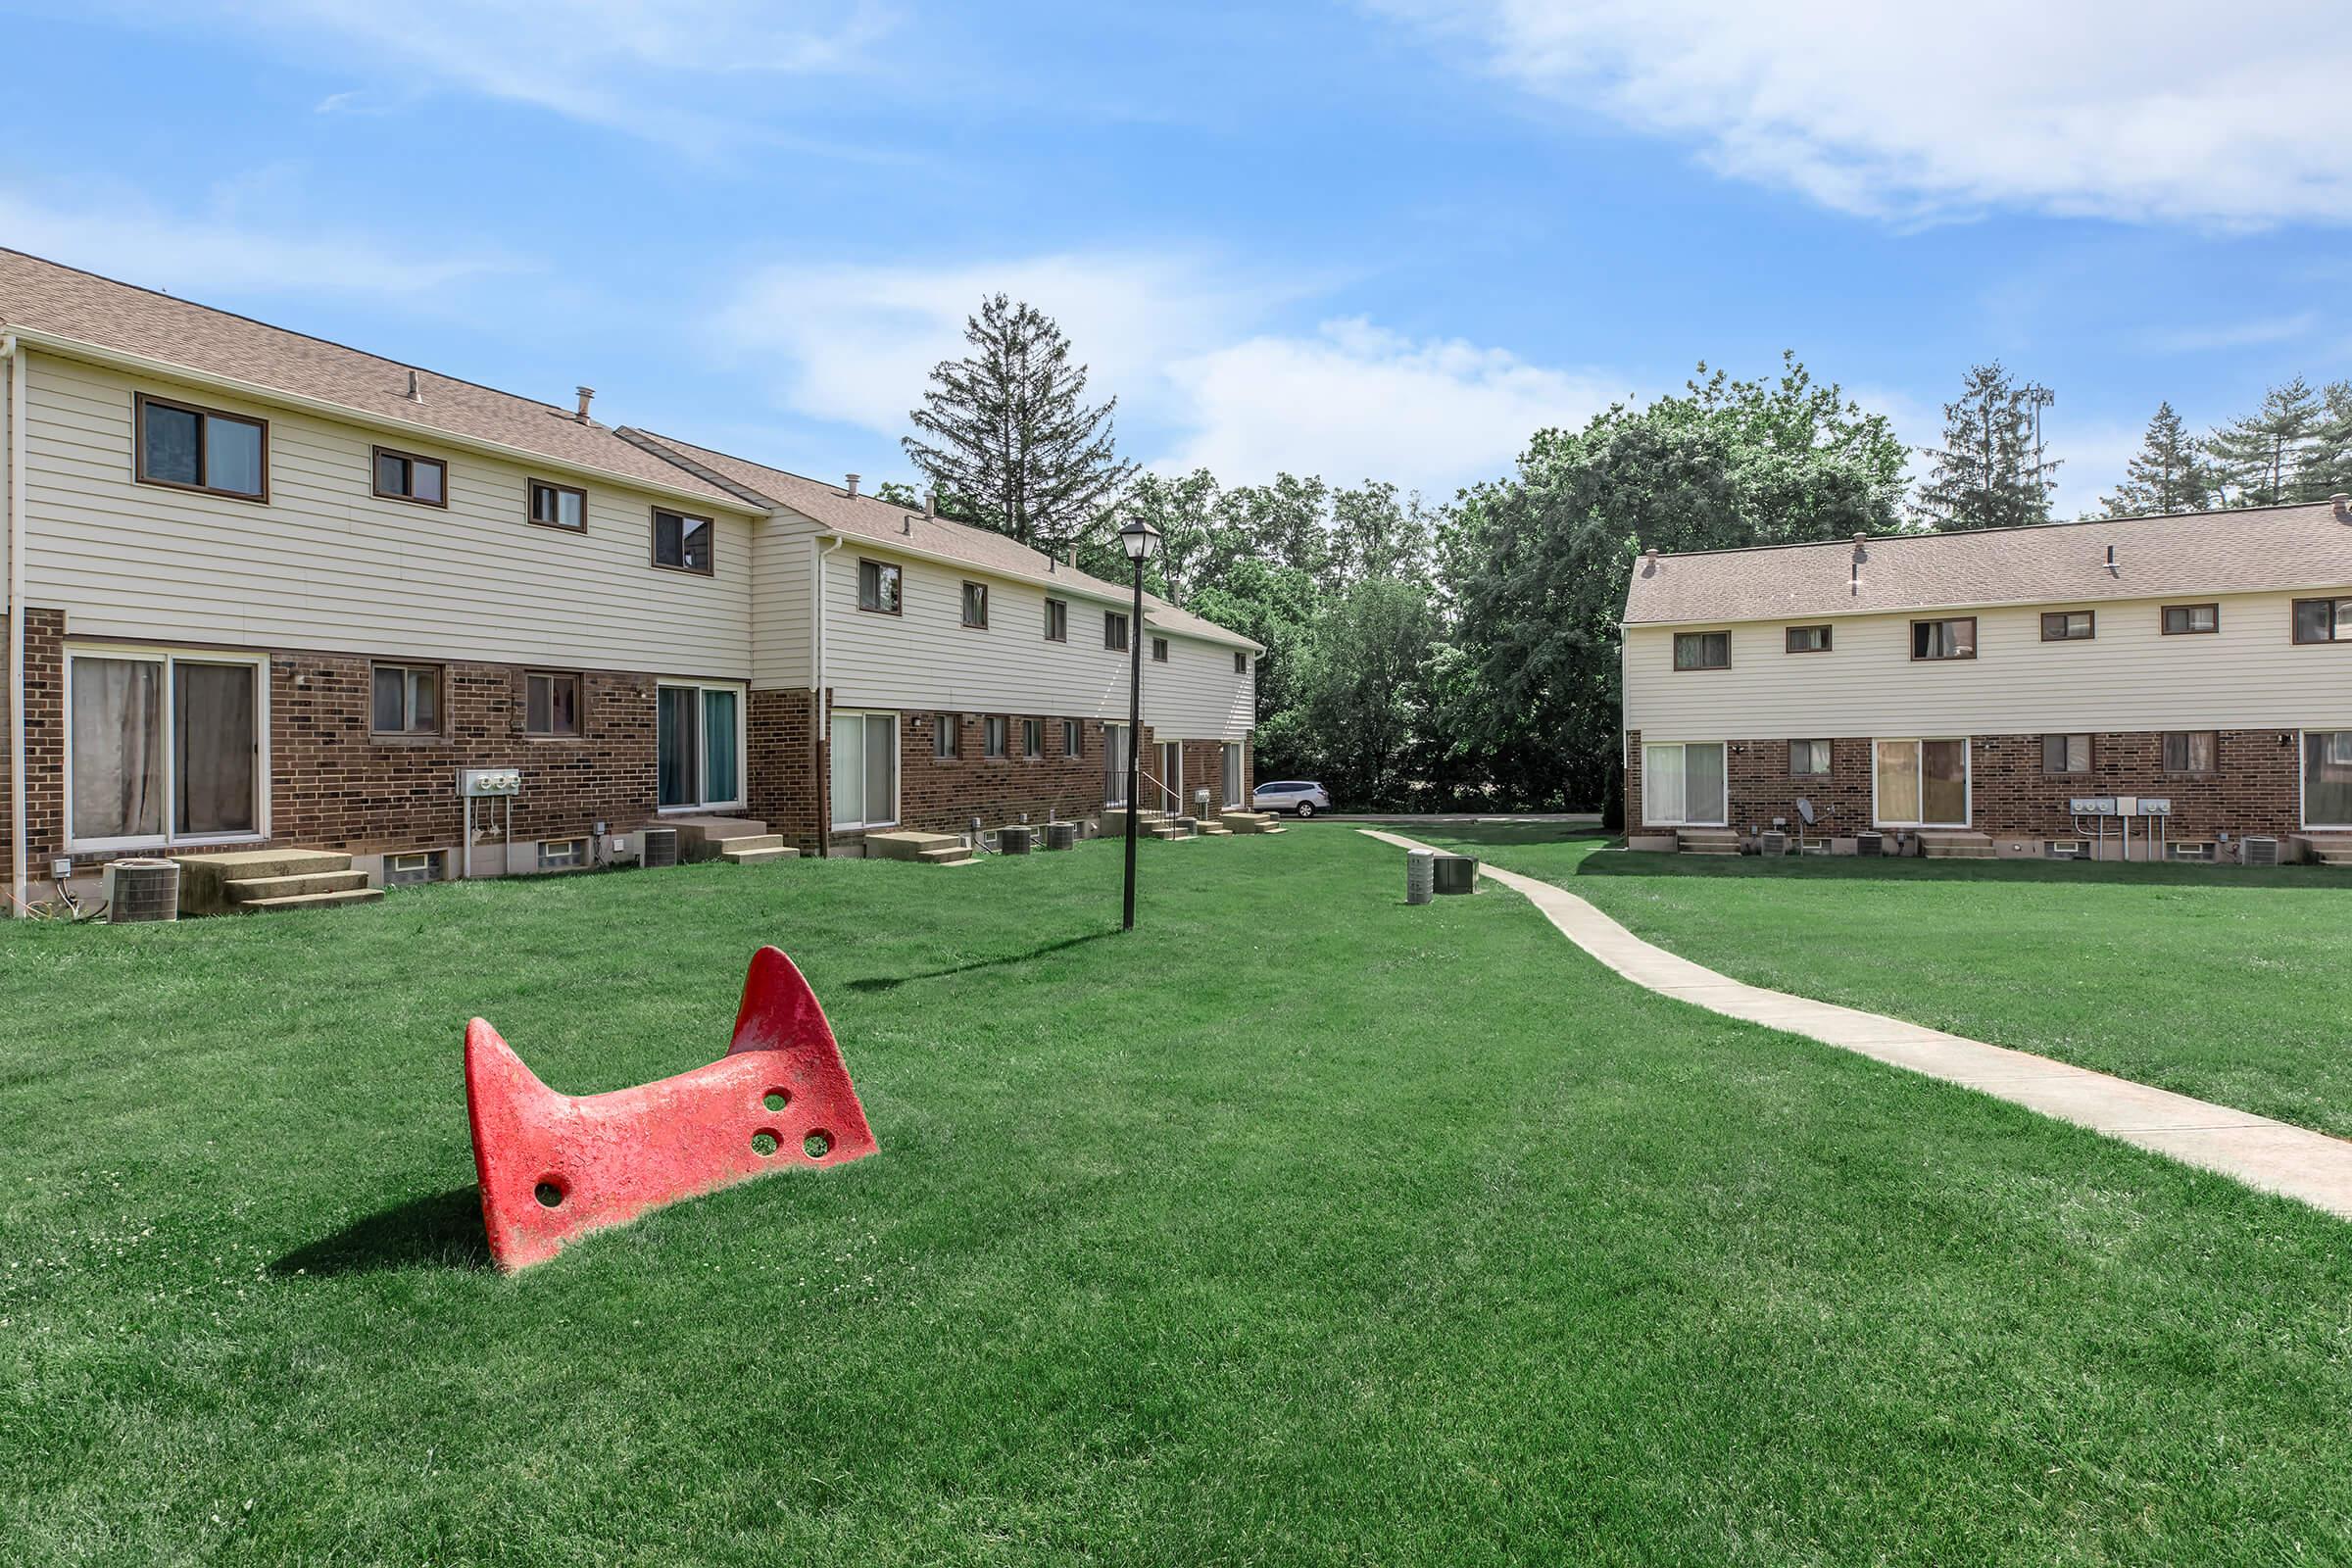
[528, 479, 586, 532]
[2162, 603, 2219, 636]
[2042, 734, 2091, 774]
[135, 392, 267, 501]
[2041, 611, 2095, 641]
[934, 713, 958, 759]
[1785, 625, 1832, 654]
[1911, 617, 1977, 661]
[1672, 631, 1730, 670]
[1234, 650, 1248, 674]
[652, 509, 713, 575]
[858, 559, 902, 612]
[2293, 598, 2352, 644]
[1790, 739, 1831, 776]
[371, 446, 447, 507]
[1152, 636, 1169, 662]
[524, 671, 581, 737]
[1062, 718, 1082, 757]
[2162, 730, 2217, 773]
[1044, 598, 1068, 642]
[1105, 612, 1130, 652]
[1023, 718, 1043, 760]
[985, 715, 1007, 759]
[961, 581, 988, 628]
[370, 662, 441, 736]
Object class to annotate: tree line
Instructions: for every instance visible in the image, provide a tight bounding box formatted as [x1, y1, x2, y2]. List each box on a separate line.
[891, 293, 2343, 815]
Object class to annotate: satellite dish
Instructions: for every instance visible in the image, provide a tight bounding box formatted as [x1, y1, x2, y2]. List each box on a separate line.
[1796, 798, 1818, 826]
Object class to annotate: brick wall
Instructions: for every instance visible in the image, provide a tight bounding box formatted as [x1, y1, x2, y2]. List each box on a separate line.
[1177, 737, 1252, 814]
[0, 608, 66, 893]
[1628, 726, 2306, 842]
[749, 688, 820, 853]
[825, 701, 1150, 851]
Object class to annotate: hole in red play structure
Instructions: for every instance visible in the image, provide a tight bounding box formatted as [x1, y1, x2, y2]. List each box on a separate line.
[534, 1180, 565, 1208]
[762, 1089, 790, 1112]
[751, 1131, 781, 1157]
[803, 1130, 832, 1159]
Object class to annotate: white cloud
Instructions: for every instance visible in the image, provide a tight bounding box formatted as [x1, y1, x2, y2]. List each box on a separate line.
[211, 0, 895, 148]
[710, 255, 1619, 494]
[1158, 318, 1622, 493]
[1374, 0, 2352, 226]
[0, 183, 520, 297]
[2136, 312, 2322, 354]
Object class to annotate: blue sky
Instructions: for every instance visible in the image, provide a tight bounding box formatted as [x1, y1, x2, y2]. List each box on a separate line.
[5, 0, 2348, 517]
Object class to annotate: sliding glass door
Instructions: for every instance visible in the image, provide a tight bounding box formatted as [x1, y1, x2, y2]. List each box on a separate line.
[1875, 738, 1969, 826]
[1158, 741, 1183, 813]
[68, 649, 265, 850]
[1642, 742, 1726, 826]
[829, 710, 899, 830]
[1221, 743, 1244, 808]
[1104, 723, 1132, 807]
[2306, 731, 2352, 828]
[656, 682, 744, 811]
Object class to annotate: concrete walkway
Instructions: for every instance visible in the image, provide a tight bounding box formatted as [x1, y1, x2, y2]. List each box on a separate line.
[1364, 829, 2352, 1220]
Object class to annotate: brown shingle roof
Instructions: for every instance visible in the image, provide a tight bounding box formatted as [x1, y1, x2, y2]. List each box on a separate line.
[0, 248, 743, 507]
[1623, 502, 2352, 625]
[619, 428, 1263, 650]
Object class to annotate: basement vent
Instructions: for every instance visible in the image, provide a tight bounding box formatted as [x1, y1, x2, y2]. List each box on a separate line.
[2166, 841, 2215, 862]
[639, 827, 680, 868]
[2242, 836, 2280, 866]
[2044, 840, 2086, 860]
[384, 850, 445, 887]
[538, 838, 587, 871]
[102, 858, 179, 922]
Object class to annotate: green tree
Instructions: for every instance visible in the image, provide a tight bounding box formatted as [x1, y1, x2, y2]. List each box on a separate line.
[1289, 575, 1437, 808]
[2100, 402, 2211, 516]
[2205, 377, 2324, 508]
[2298, 381, 2352, 500]
[1913, 362, 2060, 531]
[902, 293, 1137, 553]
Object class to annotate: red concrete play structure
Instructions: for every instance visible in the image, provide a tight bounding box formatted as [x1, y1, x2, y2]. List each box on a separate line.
[465, 946, 878, 1272]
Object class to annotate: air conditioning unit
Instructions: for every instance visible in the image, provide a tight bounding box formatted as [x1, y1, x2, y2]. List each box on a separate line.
[1044, 822, 1078, 852]
[2242, 835, 2279, 866]
[639, 826, 680, 868]
[1854, 831, 1884, 858]
[101, 858, 179, 923]
[1760, 830, 1788, 856]
[1000, 825, 1033, 855]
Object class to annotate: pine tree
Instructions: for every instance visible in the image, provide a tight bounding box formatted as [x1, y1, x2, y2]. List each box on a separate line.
[2099, 402, 2210, 516]
[902, 293, 1137, 553]
[2204, 377, 2323, 508]
[1912, 362, 2061, 531]
[2300, 380, 2352, 500]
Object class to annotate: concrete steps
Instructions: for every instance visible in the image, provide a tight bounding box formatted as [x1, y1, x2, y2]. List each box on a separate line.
[226, 869, 372, 900]
[173, 848, 378, 915]
[1919, 830, 1996, 859]
[1676, 828, 1741, 857]
[721, 843, 801, 865]
[237, 887, 387, 912]
[1217, 810, 1286, 835]
[866, 831, 975, 866]
[2303, 835, 2352, 867]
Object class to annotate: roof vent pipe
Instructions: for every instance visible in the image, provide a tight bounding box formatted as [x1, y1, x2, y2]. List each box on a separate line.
[845, 473, 859, 499]
[405, 368, 423, 403]
[573, 386, 594, 422]
[2105, 543, 2118, 573]
[2334, 492, 2351, 523]
[925, 486, 937, 519]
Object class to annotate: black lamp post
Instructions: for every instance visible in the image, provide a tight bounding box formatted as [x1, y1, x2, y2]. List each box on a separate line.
[1117, 514, 1161, 931]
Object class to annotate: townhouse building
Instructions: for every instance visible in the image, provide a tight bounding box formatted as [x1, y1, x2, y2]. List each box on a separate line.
[0, 249, 1257, 913]
[1621, 504, 2352, 862]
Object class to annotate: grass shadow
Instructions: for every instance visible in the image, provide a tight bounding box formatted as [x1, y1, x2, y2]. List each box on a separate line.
[846, 929, 1120, 992]
[270, 1186, 491, 1277]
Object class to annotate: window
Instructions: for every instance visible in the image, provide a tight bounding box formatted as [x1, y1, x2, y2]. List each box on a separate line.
[1023, 718, 1043, 760]
[1673, 631, 1730, 670]
[1104, 722, 1133, 806]
[657, 683, 742, 809]
[2041, 611, 2095, 641]
[960, 581, 988, 628]
[934, 713, 959, 759]
[2306, 731, 2352, 827]
[67, 650, 265, 849]
[528, 479, 586, 532]
[384, 850, 444, 886]
[1222, 742, 1245, 807]
[857, 559, 901, 612]
[1105, 612, 1130, 651]
[2162, 603, 2219, 636]
[652, 510, 713, 575]
[524, 671, 580, 737]
[537, 838, 586, 871]
[1911, 618, 1977, 661]
[1152, 637, 1169, 662]
[2042, 734, 2091, 774]
[1785, 625, 1832, 654]
[1234, 650, 1248, 674]
[1044, 599, 1068, 642]
[2162, 731, 2217, 774]
[830, 710, 899, 829]
[1063, 718, 1083, 758]
[1875, 739, 1969, 826]
[2293, 599, 2352, 644]
[371, 446, 447, 507]
[1790, 739, 1831, 777]
[371, 662, 440, 736]
[135, 393, 267, 501]
[985, 715, 1007, 759]
[1642, 742, 1727, 826]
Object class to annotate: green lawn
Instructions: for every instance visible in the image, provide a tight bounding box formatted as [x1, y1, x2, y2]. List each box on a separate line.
[1404, 823, 2352, 1140]
[7, 830, 2352, 1564]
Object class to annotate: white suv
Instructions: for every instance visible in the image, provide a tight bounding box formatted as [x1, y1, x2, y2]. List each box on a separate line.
[1251, 780, 1332, 817]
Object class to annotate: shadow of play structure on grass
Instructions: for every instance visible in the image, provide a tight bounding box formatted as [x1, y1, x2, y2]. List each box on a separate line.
[270, 1186, 493, 1277]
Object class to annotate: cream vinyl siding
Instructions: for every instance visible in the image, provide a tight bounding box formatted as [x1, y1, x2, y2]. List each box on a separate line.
[821, 547, 1250, 729]
[1625, 588, 2352, 739]
[1145, 635, 1254, 741]
[749, 513, 816, 690]
[22, 357, 755, 677]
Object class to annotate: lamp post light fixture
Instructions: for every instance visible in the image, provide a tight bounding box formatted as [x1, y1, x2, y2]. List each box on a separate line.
[1117, 515, 1161, 931]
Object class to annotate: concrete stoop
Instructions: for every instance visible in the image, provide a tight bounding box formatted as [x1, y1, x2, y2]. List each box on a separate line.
[1217, 810, 1287, 835]
[172, 849, 383, 915]
[863, 830, 975, 866]
[1918, 830, 1996, 859]
[2296, 833, 2352, 867]
[1675, 828, 1740, 857]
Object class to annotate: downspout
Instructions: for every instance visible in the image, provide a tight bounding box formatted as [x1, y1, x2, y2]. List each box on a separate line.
[809, 531, 842, 857]
[5, 336, 25, 917]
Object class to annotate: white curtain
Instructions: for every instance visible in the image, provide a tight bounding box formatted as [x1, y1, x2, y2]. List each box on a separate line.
[1684, 744, 1727, 826]
[174, 662, 256, 835]
[1643, 745, 1685, 825]
[829, 714, 862, 828]
[72, 658, 165, 840]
